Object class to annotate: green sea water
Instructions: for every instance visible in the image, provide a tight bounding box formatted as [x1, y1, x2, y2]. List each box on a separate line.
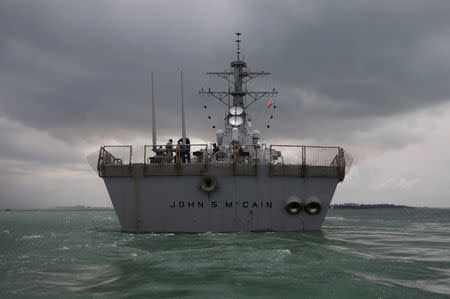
[1, 208, 449, 298]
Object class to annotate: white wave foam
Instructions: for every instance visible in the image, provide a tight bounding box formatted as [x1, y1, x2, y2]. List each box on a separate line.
[199, 232, 227, 236]
[278, 249, 291, 255]
[146, 233, 175, 237]
[58, 246, 70, 250]
[2, 229, 10, 234]
[326, 216, 346, 221]
[130, 253, 137, 257]
[23, 235, 41, 239]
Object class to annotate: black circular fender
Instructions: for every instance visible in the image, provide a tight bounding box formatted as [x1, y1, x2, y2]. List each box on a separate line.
[285, 200, 303, 215]
[304, 201, 322, 215]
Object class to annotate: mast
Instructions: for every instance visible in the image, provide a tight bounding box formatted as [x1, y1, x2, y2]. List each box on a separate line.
[181, 71, 187, 145]
[199, 33, 278, 135]
[151, 72, 157, 149]
[231, 32, 245, 108]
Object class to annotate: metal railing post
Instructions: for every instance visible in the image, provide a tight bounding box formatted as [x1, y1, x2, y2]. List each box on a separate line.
[144, 145, 147, 167]
[176, 146, 181, 175]
[205, 144, 208, 170]
[269, 145, 273, 176]
[232, 144, 236, 176]
[254, 145, 258, 176]
[97, 146, 104, 177]
[129, 145, 133, 176]
[301, 146, 306, 166]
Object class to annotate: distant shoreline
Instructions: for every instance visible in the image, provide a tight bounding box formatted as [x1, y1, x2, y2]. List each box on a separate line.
[1, 204, 443, 211]
[2, 206, 113, 211]
[331, 203, 414, 209]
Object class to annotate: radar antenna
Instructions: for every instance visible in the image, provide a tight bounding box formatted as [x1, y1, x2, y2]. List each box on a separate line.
[199, 33, 278, 110]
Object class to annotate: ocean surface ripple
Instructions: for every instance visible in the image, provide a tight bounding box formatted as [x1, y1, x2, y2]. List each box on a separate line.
[1, 209, 449, 298]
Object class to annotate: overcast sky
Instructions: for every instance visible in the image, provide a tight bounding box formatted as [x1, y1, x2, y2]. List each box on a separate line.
[1, 0, 450, 208]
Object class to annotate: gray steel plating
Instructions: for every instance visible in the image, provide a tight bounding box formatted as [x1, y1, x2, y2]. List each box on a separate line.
[103, 164, 340, 232]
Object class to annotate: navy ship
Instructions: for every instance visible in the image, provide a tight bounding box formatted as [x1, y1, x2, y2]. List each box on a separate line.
[89, 33, 348, 232]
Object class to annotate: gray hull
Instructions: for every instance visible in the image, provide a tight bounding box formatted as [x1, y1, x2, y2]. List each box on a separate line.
[102, 164, 340, 232]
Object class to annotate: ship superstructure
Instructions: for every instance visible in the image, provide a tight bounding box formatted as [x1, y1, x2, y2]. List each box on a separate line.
[91, 33, 347, 232]
[199, 32, 277, 150]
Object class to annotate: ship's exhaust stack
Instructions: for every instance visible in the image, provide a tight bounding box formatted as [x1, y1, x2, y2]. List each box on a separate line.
[251, 130, 260, 145]
[216, 129, 224, 146]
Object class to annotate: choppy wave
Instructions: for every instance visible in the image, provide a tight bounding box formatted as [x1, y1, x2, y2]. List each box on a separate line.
[1, 209, 449, 298]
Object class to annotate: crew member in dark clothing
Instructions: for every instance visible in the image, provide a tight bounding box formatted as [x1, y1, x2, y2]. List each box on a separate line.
[166, 139, 174, 162]
[177, 137, 191, 163]
[212, 143, 220, 154]
[174, 141, 181, 163]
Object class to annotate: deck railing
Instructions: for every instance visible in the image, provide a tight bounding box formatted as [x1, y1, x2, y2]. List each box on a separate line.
[98, 144, 346, 179]
[269, 145, 343, 167]
[97, 145, 132, 177]
[269, 145, 345, 179]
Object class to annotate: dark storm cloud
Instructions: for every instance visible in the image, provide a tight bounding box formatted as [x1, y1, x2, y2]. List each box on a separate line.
[0, 0, 449, 149]
[239, 0, 450, 145]
[0, 1, 234, 144]
[245, 0, 450, 108]
[2, 0, 450, 209]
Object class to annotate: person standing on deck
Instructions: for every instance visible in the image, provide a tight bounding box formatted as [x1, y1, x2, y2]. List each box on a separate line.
[177, 137, 191, 163]
[166, 139, 174, 162]
[212, 143, 219, 154]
